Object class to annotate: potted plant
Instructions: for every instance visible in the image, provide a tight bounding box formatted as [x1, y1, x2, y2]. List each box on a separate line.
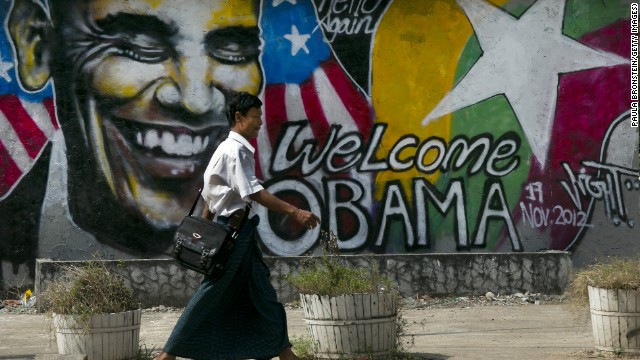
[566, 256, 640, 354]
[285, 231, 400, 359]
[39, 259, 142, 360]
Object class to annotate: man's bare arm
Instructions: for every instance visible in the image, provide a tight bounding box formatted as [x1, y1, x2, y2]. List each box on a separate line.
[249, 189, 320, 229]
[201, 206, 214, 220]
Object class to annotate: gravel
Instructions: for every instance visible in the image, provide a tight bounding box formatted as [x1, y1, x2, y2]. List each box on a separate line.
[1, 292, 568, 315]
[283, 291, 568, 310]
[400, 291, 567, 309]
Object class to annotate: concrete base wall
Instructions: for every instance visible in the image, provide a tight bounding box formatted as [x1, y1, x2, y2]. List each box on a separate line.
[35, 252, 571, 308]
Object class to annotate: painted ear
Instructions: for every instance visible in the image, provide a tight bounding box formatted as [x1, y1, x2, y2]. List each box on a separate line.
[8, 0, 52, 91]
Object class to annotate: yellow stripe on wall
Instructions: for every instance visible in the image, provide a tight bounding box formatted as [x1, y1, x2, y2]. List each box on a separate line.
[371, 0, 509, 199]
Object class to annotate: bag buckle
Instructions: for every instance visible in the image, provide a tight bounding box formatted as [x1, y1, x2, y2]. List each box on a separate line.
[200, 249, 210, 269]
[174, 239, 183, 257]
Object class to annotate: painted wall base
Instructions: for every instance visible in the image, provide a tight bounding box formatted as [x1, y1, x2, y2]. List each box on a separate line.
[35, 252, 571, 308]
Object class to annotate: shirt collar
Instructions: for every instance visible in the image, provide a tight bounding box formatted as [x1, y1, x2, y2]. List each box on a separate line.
[228, 131, 255, 154]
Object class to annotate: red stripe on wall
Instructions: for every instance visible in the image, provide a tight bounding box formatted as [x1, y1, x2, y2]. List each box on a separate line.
[43, 97, 59, 130]
[321, 59, 373, 140]
[299, 76, 331, 147]
[0, 95, 47, 158]
[264, 84, 288, 146]
[0, 140, 23, 196]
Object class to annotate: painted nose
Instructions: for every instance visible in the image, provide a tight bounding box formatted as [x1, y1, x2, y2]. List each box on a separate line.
[156, 55, 224, 115]
[179, 55, 214, 114]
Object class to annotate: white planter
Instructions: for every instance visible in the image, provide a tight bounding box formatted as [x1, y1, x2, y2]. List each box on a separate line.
[588, 286, 640, 354]
[54, 309, 142, 360]
[300, 293, 397, 359]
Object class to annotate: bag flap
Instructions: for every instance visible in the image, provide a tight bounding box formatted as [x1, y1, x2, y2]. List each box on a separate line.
[174, 216, 228, 253]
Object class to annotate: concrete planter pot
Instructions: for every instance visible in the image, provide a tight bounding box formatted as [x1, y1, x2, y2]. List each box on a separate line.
[300, 293, 397, 359]
[588, 286, 640, 354]
[53, 309, 142, 360]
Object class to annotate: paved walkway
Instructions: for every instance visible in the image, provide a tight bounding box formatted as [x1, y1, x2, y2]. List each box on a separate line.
[0, 303, 632, 360]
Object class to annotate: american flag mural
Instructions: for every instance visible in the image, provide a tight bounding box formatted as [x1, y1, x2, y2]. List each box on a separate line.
[0, 95, 57, 198]
[0, 0, 58, 199]
[255, 0, 375, 255]
[257, 0, 373, 181]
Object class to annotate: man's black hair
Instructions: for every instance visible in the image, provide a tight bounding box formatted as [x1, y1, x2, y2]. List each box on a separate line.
[227, 92, 263, 126]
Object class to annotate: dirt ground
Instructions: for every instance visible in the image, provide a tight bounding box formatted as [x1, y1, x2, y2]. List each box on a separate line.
[1, 294, 639, 359]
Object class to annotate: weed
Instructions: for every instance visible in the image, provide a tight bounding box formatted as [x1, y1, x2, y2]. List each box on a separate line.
[389, 308, 416, 358]
[136, 343, 157, 360]
[291, 335, 316, 360]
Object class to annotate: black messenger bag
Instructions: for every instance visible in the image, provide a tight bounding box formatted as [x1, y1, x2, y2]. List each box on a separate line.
[172, 189, 249, 278]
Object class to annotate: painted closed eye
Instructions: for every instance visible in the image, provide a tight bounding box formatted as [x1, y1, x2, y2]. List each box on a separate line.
[112, 35, 171, 63]
[209, 49, 249, 64]
[95, 13, 176, 64]
[208, 43, 260, 65]
[205, 27, 261, 65]
[114, 43, 170, 63]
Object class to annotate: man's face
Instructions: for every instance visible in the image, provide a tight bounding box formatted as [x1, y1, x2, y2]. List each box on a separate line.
[53, 0, 262, 229]
[235, 107, 263, 140]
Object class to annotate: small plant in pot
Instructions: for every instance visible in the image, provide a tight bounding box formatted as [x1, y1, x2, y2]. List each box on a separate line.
[285, 230, 408, 360]
[566, 256, 640, 355]
[39, 259, 142, 360]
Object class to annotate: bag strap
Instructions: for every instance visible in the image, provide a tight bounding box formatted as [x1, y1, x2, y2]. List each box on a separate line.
[189, 188, 252, 233]
[188, 189, 203, 216]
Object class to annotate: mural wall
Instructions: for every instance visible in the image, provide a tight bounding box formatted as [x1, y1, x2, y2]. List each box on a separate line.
[0, 0, 637, 290]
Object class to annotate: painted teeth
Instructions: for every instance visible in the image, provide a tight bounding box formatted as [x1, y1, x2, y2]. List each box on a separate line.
[134, 129, 209, 156]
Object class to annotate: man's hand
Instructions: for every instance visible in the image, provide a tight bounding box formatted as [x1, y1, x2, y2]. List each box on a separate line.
[291, 208, 320, 230]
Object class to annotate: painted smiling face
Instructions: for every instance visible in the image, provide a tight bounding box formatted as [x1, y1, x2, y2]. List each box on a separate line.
[47, 0, 262, 240]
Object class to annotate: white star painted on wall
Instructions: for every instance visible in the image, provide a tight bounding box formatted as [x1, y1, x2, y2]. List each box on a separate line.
[0, 51, 14, 83]
[422, 0, 627, 167]
[284, 25, 311, 56]
[273, 0, 296, 7]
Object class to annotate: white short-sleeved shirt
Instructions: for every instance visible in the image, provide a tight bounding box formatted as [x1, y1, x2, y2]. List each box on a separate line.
[202, 131, 263, 218]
